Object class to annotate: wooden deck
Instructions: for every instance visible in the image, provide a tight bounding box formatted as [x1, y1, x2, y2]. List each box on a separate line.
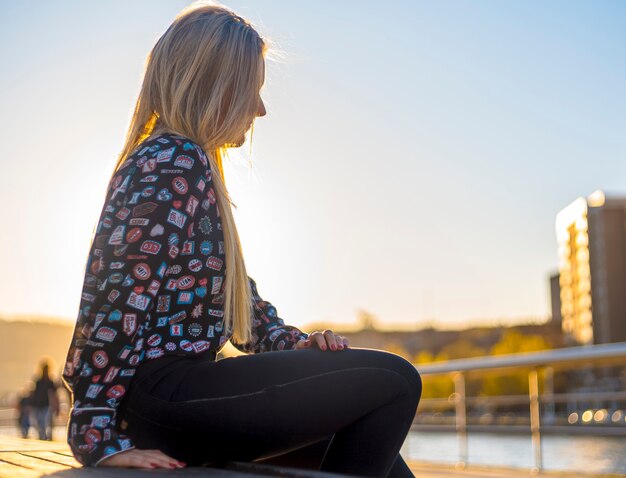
[0, 435, 622, 478]
[0, 435, 353, 478]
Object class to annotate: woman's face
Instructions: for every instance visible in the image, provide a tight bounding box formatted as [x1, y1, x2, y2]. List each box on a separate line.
[235, 91, 265, 145]
[217, 59, 266, 147]
[234, 62, 266, 147]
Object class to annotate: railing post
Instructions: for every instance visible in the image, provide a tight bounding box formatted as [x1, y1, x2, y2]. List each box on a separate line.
[543, 366, 555, 425]
[453, 372, 468, 468]
[528, 368, 543, 472]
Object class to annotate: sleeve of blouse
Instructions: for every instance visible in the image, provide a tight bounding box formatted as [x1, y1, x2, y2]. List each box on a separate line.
[61, 141, 209, 466]
[230, 276, 309, 354]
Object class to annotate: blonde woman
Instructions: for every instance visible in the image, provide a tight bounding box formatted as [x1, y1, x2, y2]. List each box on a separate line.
[61, 2, 421, 476]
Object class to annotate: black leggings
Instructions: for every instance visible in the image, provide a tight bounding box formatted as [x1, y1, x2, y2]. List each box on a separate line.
[118, 346, 422, 477]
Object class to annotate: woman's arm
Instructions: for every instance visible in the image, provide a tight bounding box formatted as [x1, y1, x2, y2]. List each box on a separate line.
[229, 276, 308, 354]
[62, 137, 210, 466]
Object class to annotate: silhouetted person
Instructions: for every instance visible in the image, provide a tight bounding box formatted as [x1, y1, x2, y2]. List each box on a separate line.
[31, 359, 59, 440]
[16, 386, 33, 439]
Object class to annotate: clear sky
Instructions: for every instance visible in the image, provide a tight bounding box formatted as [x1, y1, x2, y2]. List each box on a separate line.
[0, 0, 624, 330]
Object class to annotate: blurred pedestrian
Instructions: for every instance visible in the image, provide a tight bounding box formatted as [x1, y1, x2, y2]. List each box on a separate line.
[16, 384, 34, 439]
[31, 358, 60, 441]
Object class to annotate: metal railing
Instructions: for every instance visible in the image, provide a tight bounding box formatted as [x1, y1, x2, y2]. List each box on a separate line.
[412, 341, 626, 471]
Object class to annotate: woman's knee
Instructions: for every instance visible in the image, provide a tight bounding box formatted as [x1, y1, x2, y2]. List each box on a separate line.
[388, 353, 422, 403]
[354, 348, 422, 403]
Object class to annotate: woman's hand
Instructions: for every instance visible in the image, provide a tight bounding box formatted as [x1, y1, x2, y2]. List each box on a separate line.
[295, 330, 349, 351]
[98, 448, 186, 469]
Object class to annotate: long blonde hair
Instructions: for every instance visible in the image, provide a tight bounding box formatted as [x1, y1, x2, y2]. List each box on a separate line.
[111, 1, 269, 345]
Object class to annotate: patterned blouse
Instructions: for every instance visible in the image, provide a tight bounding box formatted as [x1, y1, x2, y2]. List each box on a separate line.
[61, 132, 309, 467]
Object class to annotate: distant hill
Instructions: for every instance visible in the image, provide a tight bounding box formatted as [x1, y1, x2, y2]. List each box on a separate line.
[0, 318, 74, 398]
[302, 319, 565, 361]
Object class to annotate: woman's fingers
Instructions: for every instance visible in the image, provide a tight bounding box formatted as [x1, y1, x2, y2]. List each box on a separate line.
[304, 330, 349, 351]
[297, 330, 350, 352]
[311, 331, 328, 350]
[145, 449, 185, 468]
[125, 453, 159, 469]
[131, 454, 161, 469]
[151, 450, 186, 468]
[334, 335, 345, 350]
[324, 330, 341, 351]
[99, 448, 186, 468]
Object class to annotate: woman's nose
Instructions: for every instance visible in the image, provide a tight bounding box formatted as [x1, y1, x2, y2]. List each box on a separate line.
[257, 97, 266, 117]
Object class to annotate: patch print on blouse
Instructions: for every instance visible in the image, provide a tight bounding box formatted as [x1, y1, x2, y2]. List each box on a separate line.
[61, 132, 309, 467]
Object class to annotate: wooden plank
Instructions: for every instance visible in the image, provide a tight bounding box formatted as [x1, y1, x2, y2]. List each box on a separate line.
[0, 436, 69, 452]
[52, 450, 75, 458]
[0, 460, 42, 478]
[19, 451, 81, 468]
[0, 452, 69, 472]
